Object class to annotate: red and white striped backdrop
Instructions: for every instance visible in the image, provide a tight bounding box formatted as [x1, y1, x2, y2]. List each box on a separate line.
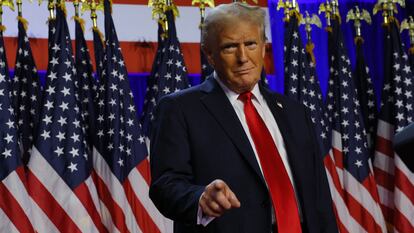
[1, 0, 274, 75]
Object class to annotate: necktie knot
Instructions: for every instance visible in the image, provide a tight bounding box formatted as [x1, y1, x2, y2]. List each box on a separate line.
[238, 91, 253, 103]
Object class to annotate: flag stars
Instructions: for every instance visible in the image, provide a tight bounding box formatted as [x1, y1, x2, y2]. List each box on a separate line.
[355, 160, 363, 167]
[41, 130, 51, 140]
[4, 133, 13, 144]
[59, 102, 69, 111]
[68, 162, 78, 172]
[56, 131, 65, 142]
[2, 148, 12, 158]
[54, 146, 64, 157]
[117, 159, 124, 167]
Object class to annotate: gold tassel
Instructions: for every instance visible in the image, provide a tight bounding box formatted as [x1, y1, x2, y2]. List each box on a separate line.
[93, 27, 105, 45]
[17, 16, 29, 31]
[354, 36, 364, 45]
[0, 25, 6, 32]
[57, 0, 67, 17]
[305, 42, 316, 65]
[325, 26, 332, 33]
[73, 16, 86, 32]
[409, 46, 414, 55]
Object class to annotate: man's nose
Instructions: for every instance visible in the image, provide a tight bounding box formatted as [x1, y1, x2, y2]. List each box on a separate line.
[236, 46, 248, 64]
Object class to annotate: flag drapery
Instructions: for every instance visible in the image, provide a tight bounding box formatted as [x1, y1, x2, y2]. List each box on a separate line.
[26, 6, 105, 232]
[373, 19, 414, 233]
[282, 13, 351, 232]
[140, 8, 190, 137]
[91, 0, 171, 232]
[74, 14, 98, 147]
[353, 38, 377, 154]
[0, 23, 36, 233]
[12, 17, 41, 165]
[325, 17, 386, 233]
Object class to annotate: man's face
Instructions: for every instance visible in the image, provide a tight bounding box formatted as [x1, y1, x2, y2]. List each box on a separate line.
[204, 20, 265, 94]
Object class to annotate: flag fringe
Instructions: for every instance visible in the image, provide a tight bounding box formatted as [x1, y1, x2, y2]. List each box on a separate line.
[93, 27, 105, 45]
[73, 16, 86, 32]
[17, 16, 29, 31]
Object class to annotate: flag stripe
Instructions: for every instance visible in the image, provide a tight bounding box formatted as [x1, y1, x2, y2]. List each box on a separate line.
[324, 165, 365, 232]
[0, 173, 35, 233]
[0, 207, 19, 233]
[374, 167, 395, 191]
[375, 136, 394, 158]
[128, 166, 173, 232]
[123, 179, 161, 233]
[73, 181, 109, 233]
[91, 171, 131, 233]
[137, 158, 151, 186]
[27, 169, 81, 233]
[93, 148, 142, 233]
[393, 188, 414, 233]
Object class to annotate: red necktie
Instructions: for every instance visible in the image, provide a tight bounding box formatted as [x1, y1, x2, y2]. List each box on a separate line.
[238, 92, 302, 233]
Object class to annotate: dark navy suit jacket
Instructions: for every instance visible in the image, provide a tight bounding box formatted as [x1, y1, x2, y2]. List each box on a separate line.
[149, 77, 338, 233]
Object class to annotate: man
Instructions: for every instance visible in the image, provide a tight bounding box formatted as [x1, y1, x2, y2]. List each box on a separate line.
[149, 3, 338, 233]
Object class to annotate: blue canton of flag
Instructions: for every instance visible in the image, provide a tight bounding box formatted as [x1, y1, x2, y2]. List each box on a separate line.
[353, 38, 377, 153]
[74, 16, 98, 147]
[12, 18, 41, 165]
[93, 27, 105, 81]
[27, 7, 104, 232]
[0, 24, 36, 232]
[141, 9, 190, 137]
[326, 18, 386, 233]
[283, 15, 329, 155]
[141, 24, 165, 137]
[373, 20, 414, 233]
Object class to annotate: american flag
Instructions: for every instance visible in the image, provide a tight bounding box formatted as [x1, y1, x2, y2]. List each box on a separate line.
[93, 26, 105, 81]
[141, 8, 190, 137]
[373, 20, 414, 233]
[282, 14, 351, 232]
[26, 6, 106, 232]
[200, 45, 213, 81]
[0, 25, 36, 233]
[91, 0, 172, 232]
[409, 44, 414, 69]
[353, 38, 377, 154]
[141, 24, 165, 137]
[74, 15, 98, 147]
[12, 17, 42, 165]
[326, 18, 386, 232]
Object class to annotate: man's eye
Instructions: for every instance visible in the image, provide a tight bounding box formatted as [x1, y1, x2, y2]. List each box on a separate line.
[223, 46, 237, 53]
[246, 42, 257, 49]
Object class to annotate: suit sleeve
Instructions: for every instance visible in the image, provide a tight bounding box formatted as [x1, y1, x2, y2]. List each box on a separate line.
[304, 108, 339, 233]
[149, 95, 204, 225]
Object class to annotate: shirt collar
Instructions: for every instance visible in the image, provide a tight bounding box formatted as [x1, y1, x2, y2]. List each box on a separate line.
[214, 72, 264, 106]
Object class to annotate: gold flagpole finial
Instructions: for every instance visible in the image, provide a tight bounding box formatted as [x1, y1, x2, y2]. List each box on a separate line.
[373, 0, 405, 25]
[401, 16, 414, 53]
[0, 0, 15, 27]
[277, 0, 300, 22]
[300, 11, 321, 42]
[192, 0, 214, 28]
[149, 0, 169, 38]
[347, 6, 371, 43]
[82, 0, 103, 29]
[300, 11, 321, 64]
[319, 0, 333, 28]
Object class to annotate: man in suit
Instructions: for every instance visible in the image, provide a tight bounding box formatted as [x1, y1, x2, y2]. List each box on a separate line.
[149, 2, 338, 233]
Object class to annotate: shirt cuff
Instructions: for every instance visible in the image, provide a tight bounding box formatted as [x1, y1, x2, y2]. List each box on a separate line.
[197, 205, 215, 226]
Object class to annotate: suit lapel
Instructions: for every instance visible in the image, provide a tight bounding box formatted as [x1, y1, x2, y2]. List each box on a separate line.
[260, 85, 302, 187]
[200, 78, 265, 184]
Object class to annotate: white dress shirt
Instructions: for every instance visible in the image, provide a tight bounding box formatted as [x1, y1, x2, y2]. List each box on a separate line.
[197, 73, 301, 226]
